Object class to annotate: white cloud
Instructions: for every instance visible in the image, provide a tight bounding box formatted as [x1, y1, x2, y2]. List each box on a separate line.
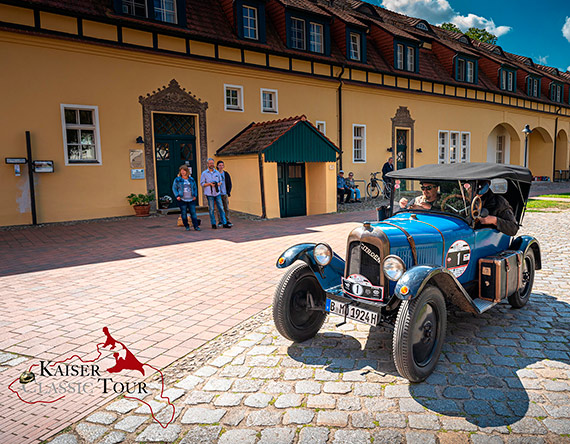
[536, 55, 549, 65]
[567, 65, 570, 72]
[451, 14, 511, 37]
[380, 0, 511, 38]
[563, 17, 570, 42]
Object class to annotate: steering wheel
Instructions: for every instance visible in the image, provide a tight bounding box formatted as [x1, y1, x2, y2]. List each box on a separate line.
[471, 195, 483, 219]
[441, 194, 469, 214]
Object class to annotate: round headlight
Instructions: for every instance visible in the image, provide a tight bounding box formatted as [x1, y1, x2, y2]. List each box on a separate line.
[313, 243, 332, 267]
[383, 255, 406, 281]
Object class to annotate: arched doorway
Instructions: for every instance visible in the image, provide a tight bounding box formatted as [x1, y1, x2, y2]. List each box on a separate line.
[528, 127, 553, 178]
[486, 123, 520, 164]
[555, 129, 569, 172]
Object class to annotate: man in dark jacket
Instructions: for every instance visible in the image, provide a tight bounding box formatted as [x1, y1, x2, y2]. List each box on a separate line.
[382, 157, 394, 182]
[475, 181, 519, 236]
[216, 160, 233, 226]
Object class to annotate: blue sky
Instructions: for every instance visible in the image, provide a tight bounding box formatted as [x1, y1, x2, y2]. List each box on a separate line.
[368, 0, 570, 72]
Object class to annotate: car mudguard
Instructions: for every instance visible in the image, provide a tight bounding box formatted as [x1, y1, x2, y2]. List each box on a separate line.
[394, 265, 478, 314]
[276, 243, 345, 291]
[509, 235, 542, 269]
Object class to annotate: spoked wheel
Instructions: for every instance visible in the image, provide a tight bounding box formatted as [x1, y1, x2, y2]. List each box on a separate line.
[392, 285, 447, 382]
[367, 182, 380, 199]
[508, 249, 535, 308]
[273, 263, 326, 342]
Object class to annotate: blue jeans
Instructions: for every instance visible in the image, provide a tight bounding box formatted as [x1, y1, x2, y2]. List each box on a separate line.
[178, 199, 199, 228]
[206, 195, 226, 225]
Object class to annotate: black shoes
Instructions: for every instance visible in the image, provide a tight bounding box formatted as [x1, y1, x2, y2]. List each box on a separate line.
[211, 224, 217, 229]
[223, 224, 232, 229]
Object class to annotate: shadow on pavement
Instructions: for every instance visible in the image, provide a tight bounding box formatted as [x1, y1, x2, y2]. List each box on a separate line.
[287, 292, 570, 428]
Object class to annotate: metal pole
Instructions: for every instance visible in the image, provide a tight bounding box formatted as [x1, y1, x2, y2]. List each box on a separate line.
[25, 131, 37, 225]
[523, 135, 528, 169]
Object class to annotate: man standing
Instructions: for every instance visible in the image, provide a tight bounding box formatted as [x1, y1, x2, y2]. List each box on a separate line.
[215, 160, 233, 227]
[200, 158, 231, 229]
[337, 170, 351, 204]
[382, 156, 394, 182]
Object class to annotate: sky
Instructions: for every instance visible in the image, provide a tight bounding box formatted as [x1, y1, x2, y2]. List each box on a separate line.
[367, 0, 570, 72]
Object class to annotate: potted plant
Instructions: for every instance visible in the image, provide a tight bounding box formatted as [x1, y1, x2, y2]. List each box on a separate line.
[126, 190, 156, 217]
[158, 195, 173, 209]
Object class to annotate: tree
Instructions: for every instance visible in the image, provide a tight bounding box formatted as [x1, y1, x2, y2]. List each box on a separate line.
[440, 22, 498, 45]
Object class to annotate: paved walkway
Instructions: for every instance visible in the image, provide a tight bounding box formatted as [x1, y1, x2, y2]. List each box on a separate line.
[2, 208, 570, 443]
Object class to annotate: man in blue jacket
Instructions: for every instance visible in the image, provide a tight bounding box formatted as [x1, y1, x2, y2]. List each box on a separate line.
[337, 170, 351, 204]
[172, 165, 200, 231]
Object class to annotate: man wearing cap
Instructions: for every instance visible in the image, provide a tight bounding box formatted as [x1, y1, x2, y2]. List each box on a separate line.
[475, 181, 519, 236]
[337, 170, 351, 204]
[399, 181, 441, 210]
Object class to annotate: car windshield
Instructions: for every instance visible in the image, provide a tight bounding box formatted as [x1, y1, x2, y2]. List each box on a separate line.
[392, 179, 476, 219]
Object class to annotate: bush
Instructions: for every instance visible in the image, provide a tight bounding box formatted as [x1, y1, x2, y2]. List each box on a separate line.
[126, 190, 156, 206]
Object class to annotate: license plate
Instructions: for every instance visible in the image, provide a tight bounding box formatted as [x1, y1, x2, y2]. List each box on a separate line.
[325, 299, 379, 327]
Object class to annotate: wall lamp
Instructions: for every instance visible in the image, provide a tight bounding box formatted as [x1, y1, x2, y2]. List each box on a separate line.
[136, 136, 145, 144]
[416, 148, 423, 153]
[386, 147, 393, 152]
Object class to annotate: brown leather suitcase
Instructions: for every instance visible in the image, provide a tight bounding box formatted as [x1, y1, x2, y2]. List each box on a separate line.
[479, 251, 523, 302]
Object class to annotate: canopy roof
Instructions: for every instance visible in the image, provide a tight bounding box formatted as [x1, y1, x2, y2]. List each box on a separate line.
[386, 162, 532, 183]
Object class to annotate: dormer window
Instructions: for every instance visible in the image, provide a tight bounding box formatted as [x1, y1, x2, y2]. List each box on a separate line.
[455, 56, 477, 83]
[458, 35, 469, 44]
[120, 0, 184, 25]
[492, 47, 503, 56]
[291, 17, 306, 50]
[243, 6, 258, 39]
[524, 58, 533, 66]
[500, 67, 516, 92]
[394, 41, 418, 72]
[527, 76, 540, 98]
[349, 32, 361, 60]
[287, 13, 330, 55]
[550, 82, 563, 102]
[310, 22, 324, 53]
[237, 1, 266, 42]
[415, 22, 429, 32]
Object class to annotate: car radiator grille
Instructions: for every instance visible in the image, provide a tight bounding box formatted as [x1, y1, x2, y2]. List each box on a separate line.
[392, 246, 440, 268]
[347, 241, 382, 286]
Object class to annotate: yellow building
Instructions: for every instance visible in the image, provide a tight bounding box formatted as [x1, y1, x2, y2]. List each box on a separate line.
[1, 0, 569, 226]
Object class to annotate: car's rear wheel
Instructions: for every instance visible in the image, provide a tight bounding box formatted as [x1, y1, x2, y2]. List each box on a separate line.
[273, 263, 326, 342]
[392, 285, 447, 382]
[508, 249, 535, 308]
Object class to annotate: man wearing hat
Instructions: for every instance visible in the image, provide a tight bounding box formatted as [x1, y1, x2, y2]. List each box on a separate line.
[399, 181, 441, 210]
[474, 181, 519, 236]
[337, 170, 351, 204]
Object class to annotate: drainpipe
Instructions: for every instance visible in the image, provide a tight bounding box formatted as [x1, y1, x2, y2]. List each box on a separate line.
[552, 106, 561, 181]
[258, 153, 267, 219]
[337, 65, 345, 171]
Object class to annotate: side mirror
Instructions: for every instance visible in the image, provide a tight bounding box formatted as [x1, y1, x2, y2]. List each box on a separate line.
[490, 178, 508, 194]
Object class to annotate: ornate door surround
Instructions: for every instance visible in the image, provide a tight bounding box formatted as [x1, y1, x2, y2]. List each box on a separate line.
[391, 106, 415, 169]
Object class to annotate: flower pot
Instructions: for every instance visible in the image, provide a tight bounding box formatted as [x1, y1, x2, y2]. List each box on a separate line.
[133, 204, 150, 217]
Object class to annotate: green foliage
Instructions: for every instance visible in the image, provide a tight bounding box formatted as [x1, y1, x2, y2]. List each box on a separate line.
[126, 189, 156, 206]
[440, 22, 498, 45]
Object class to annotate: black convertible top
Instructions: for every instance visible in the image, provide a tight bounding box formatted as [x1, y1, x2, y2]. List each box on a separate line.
[386, 162, 532, 183]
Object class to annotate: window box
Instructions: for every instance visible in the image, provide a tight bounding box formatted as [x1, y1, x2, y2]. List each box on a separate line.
[224, 84, 244, 111]
[61, 105, 102, 165]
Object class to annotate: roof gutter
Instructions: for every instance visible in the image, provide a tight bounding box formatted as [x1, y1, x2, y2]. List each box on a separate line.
[337, 65, 345, 171]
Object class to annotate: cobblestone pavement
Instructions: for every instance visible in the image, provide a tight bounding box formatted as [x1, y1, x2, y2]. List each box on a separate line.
[34, 210, 570, 444]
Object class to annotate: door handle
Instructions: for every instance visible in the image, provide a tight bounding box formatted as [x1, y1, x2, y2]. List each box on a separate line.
[287, 184, 290, 192]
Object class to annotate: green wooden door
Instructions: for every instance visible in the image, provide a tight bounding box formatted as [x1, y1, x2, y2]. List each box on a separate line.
[396, 129, 408, 190]
[277, 163, 306, 217]
[153, 114, 197, 208]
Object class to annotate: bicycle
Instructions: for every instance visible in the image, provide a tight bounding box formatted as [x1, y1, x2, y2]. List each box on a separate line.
[366, 172, 384, 198]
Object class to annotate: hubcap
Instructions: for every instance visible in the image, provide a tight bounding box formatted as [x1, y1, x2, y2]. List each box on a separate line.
[411, 303, 438, 367]
[290, 278, 319, 328]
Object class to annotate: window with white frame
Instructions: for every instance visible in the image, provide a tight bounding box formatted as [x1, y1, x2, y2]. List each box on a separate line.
[438, 130, 470, 164]
[291, 17, 305, 50]
[496, 135, 505, 163]
[396, 43, 404, 70]
[243, 5, 258, 40]
[260, 89, 278, 113]
[406, 46, 415, 71]
[61, 105, 101, 164]
[466, 61, 474, 83]
[154, 0, 176, 23]
[309, 22, 324, 53]
[352, 125, 366, 162]
[315, 121, 326, 135]
[122, 0, 147, 18]
[349, 32, 361, 61]
[224, 84, 244, 111]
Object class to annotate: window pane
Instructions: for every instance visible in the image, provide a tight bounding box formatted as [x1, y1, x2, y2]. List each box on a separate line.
[65, 109, 77, 124]
[80, 130, 94, 145]
[79, 110, 93, 125]
[309, 23, 323, 53]
[397, 44, 403, 69]
[406, 47, 414, 71]
[66, 129, 79, 144]
[467, 61, 474, 83]
[457, 59, 465, 81]
[291, 18, 305, 50]
[350, 33, 360, 60]
[81, 145, 96, 161]
[243, 6, 258, 40]
[68, 145, 80, 160]
[438, 132, 448, 164]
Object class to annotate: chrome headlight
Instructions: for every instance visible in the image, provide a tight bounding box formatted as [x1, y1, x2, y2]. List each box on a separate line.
[383, 255, 406, 281]
[313, 243, 332, 267]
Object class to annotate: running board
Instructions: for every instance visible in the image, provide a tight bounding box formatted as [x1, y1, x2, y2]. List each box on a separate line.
[472, 298, 497, 314]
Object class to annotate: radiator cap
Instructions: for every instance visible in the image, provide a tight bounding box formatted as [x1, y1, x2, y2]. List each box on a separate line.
[363, 221, 372, 231]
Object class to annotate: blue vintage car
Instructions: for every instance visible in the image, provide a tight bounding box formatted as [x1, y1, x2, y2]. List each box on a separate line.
[273, 163, 541, 382]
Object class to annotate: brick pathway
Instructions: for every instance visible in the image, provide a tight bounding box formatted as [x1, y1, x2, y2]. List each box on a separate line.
[2, 209, 570, 443]
[0, 210, 372, 443]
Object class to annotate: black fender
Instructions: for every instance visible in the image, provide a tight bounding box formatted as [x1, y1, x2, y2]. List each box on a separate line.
[394, 265, 478, 314]
[509, 235, 541, 269]
[276, 243, 345, 291]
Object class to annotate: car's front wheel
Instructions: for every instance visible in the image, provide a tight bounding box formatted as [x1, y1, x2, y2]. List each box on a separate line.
[273, 263, 326, 342]
[392, 285, 447, 382]
[508, 249, 535, 308]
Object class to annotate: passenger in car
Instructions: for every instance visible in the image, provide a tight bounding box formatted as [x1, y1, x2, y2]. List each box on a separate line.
[399, 181, 441, 210]
[475, 181, 519, 236]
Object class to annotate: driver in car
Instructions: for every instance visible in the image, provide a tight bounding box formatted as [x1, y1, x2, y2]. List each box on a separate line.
[474, 181, 519, 236]
[399, 181, 441, 210]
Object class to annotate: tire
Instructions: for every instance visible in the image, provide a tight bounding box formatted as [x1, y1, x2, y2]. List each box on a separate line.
[273, 263, 326, 342]
[392, 285, 447, 382]
[366, 182, 380, 199]
[508, 249, 535, 308]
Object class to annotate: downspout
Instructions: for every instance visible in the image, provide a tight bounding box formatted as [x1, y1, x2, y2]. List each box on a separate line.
[552, 106, 561, 181]
[337, 65, 345, 171]
[258, 153, 267, 219]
